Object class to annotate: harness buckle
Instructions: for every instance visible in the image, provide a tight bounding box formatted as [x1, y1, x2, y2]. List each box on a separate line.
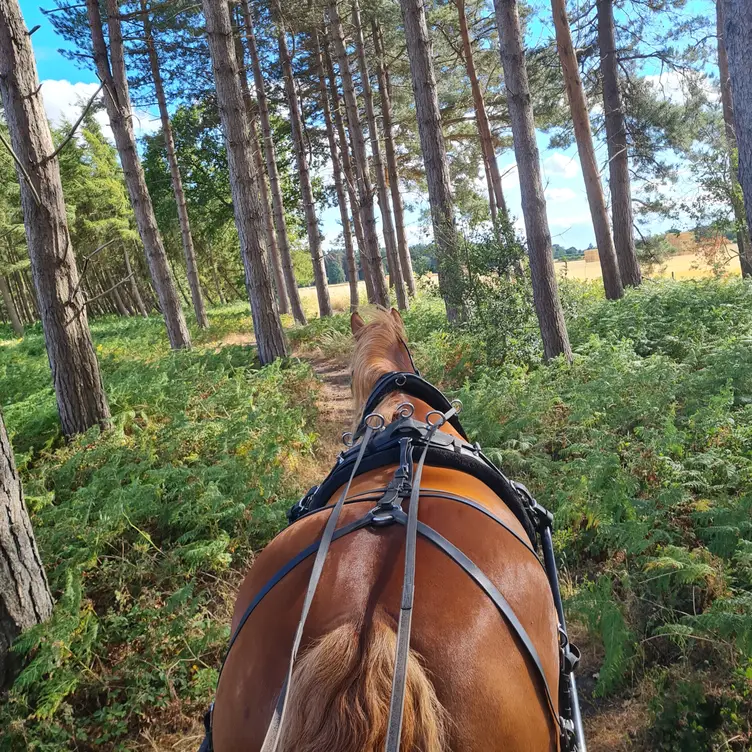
[513, 481, 553, 532]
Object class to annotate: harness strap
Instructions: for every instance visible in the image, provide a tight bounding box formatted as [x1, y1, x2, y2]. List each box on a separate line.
[385, 409, 450, 751]
[259, 419, 381, 752]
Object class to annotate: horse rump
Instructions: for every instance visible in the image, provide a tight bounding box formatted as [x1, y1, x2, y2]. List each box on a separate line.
[276, 620, 448, 752]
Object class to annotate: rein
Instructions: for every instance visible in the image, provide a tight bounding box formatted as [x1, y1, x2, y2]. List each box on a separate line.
[199, 373, 586, 752]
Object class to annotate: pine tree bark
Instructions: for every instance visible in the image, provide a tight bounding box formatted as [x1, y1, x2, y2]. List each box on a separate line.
[0, 275, 22, 336]
[493, 0, 571, 361]
[0, 409, 53, 688]
[717, 0, 752, 277]
[551, 0, 623, 300]
[202, 0, 288, 364]
[140, 0, 208, 328]
[373, 22, 417, 297]
[351, 0, 407, 309]
[597, 0, 641, 287]
[322, 40, 371, 297]
[0, 0, 111, 436]
[230, 10, 290, 315]
[327, 0, 389, 307]
[399, 0, 461, 320]
[455, 0, 507, 221]
[239, 0, 306, 325]
[124, 244, 148, 317]
[314, 33, 359, 312]
[86, 0, 191, 349]
[273, 6, 331, 318]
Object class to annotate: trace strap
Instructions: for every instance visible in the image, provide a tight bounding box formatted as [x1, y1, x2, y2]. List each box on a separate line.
[259, 417, 382, 752]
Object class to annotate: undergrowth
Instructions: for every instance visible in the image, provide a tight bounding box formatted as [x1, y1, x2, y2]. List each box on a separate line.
[0, 314, 317, 750]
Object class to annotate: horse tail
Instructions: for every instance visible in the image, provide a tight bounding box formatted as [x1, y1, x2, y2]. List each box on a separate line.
[276, 620, 448, 752]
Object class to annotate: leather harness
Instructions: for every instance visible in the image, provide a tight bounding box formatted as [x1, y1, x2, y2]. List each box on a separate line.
[199, 372, 586, 752]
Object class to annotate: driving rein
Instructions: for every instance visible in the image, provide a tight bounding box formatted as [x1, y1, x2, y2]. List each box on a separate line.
[199, 371, 586, 752]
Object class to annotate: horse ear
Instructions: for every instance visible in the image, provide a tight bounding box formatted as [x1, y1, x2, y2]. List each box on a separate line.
[351, 312, 365, 334]
[390, 308, 403, 326]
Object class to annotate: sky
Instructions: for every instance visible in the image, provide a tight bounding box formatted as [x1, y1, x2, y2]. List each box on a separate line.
[18, 0, 715, 253]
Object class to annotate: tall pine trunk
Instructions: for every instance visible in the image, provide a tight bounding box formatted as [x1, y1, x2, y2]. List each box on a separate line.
[717, 0, 752, 277]
[314, 33, 359, 312]
[399, 0, 460, 319]
[273, 5, 331, 318]
[87, 0, 191, 349]
[455, 0, 507, 220]
[327, 0, 389, 307]
[373, 22, 416, 296]
[202, 0, 287, 364]
[351, 0, 407, 309]
[493, 0, 572, 361]
[322, 40, 370, 297]
[230, 10, 290, 314]
[551, 0, 623, 300]
[597, 0, 641, 287]
[140, 0, 208, 328]
[0, 0, 111, 436]
[239, 0, 306, 325]
[0, 408, 53, 688]
[0, 274, 23, 336]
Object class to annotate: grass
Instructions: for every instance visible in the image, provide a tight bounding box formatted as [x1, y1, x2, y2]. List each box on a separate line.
[3, 278, 752, 750]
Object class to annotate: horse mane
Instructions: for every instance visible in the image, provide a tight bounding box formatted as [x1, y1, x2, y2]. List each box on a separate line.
[350, 308, 408, 420]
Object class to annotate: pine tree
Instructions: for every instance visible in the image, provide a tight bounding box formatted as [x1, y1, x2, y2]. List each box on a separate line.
[0, 0, 111, 436]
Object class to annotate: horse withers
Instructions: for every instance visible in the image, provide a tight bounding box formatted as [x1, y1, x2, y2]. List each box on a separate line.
[208, 308, 570, 751]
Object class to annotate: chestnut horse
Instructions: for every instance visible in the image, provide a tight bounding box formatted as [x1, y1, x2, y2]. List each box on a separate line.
[211, 308, 561, 751]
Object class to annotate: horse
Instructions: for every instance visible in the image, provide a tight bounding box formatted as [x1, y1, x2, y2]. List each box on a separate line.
[209, 307, 564, 752]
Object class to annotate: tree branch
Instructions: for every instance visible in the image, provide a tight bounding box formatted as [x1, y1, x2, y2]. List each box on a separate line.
[70, 237, 119, 301]
[44, 82, 104, 162]
[84, 272, 134, 307]
[0, 132, 41, 206]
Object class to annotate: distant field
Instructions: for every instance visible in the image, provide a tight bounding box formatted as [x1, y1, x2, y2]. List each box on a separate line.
[555, 250, 741, 281]
[296, 245, 742, 314]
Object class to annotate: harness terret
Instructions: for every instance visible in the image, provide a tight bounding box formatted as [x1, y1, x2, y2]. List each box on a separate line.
[199, 372, 586, 752]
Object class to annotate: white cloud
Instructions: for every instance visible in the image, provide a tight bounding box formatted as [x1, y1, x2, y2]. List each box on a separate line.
[548, 211, 593, 229]
[543, 152, 580, 179]
[40, 79, 160, 142]
[644, 70, 718, 105]
[545, 187, 577, 202]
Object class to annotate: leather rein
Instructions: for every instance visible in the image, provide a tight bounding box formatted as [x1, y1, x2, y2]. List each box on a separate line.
[199, 371, 585, 752]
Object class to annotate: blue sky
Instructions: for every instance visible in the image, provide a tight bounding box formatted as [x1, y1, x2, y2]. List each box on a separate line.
[19, 0, 715, 252]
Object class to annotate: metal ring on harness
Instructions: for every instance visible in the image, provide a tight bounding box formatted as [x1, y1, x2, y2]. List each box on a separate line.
[341, 431, 354, 447]
[425, 409, 447, 428]
[365, 412, 386, 430]
[395, 401, 415, 419]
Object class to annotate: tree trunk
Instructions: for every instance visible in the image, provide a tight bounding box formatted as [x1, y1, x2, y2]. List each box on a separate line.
[597, 0, 641, 287]
[124, 244, 148, 317]
[327, 0, 389, 307]
[551, 0, 623, 300]
[0, 275, 23, 336]
[717, 0, 752, 277]
[239, 0, 306, 325]
[399, 0, 461, 320]
[140, 0, 208, 328]
[493, 0, 572, 361]
[373, 22, 416, 297]
[202, 0, 288, 364]
[351, 0, 407, 310]
[314, 33, 359, 312]
[272, 6, 331, 319]
[0, 409, 53, 689]
[322, 39, 371, 298]
[0, 0, 111, 436]
[86, 0, 191, 349]
[10, 272, 30, 325]
[455, 0, 507, 220]
[230, 7, 291, 315]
